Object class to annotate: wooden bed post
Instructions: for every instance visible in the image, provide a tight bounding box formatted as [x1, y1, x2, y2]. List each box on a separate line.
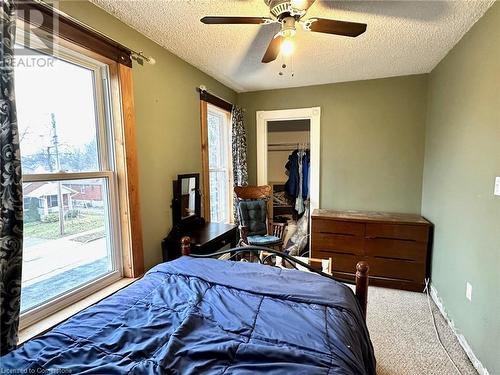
[355, 261, 369, 319]
[181, 236, 191, 256]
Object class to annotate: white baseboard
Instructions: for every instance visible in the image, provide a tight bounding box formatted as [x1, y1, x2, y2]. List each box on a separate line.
[430, 284, 490, 375]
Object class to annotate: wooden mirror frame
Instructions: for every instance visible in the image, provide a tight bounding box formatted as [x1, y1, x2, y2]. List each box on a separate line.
[172, 173, 201, 225]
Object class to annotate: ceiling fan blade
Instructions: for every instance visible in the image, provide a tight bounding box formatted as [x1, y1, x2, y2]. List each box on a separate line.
[201, 16, 272, 25]
[262, 35, 283, 63]
[306, 18, 367, 37]
[293, 0, 316, 11]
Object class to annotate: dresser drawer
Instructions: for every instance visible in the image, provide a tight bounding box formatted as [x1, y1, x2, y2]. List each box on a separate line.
[312, 234, 364, 255]
[365, 238, 427, 262]
[367, 257, 426, 283]
[312, 219, 364, 237]
[313, 250, 359, 273]
[365, 223, 428, 242]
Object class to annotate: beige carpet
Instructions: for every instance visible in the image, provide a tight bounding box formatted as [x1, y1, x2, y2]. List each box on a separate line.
[363, 286, 477, 375]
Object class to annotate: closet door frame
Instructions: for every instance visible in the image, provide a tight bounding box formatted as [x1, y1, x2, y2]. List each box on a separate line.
[256, 107, 321, 211]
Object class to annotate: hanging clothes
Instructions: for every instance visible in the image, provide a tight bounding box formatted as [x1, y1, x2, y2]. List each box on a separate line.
[301, 150, 310, 199]
[295, 150, 304, 214]
[284, 149, 310, 214]
[284, 151, 299, 198]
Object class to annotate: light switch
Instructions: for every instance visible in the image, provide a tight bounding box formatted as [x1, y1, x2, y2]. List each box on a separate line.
[495, 177, 500, 196]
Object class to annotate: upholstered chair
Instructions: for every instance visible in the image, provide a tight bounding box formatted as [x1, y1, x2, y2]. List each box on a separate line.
[234, 185, 287, 250]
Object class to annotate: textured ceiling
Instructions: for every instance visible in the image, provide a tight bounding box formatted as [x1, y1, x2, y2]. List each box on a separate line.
[90, 0, 494, 92]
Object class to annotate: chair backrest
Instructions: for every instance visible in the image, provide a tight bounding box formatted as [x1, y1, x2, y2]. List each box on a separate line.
[234, 185, 272, 236]
[234, 185, 272, 200]
[238, 200, 268, 236]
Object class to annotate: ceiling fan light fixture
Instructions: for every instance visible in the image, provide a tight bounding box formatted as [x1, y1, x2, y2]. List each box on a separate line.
[281, 37, 295, 56]
[290, 0, 308, 10]
[280, 16, 297, 38]
[280, 28, 296, 38]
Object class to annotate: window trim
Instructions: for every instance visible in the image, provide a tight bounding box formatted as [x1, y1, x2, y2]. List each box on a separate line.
[20, 264, 122, 329]
[15, 1, 132, 67]
[200, 100, 210, 220]
[200, 101, 233, 223]
[115, 63, 144, 277]
[18, 277, 137, 345]
[199, 90, 233, 113]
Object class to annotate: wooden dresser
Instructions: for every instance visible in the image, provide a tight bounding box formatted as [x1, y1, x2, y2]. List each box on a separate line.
[311, 209, 432, 291]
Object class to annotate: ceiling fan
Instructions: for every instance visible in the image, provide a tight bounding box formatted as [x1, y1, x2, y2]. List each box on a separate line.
[201, 0, 367, 63]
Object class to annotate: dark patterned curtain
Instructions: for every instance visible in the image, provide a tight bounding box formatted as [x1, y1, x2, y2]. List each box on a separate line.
[0, 0, 23, 355]
[231, 106, 248, 224]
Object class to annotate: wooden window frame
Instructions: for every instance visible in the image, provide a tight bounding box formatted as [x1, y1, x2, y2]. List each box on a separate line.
[58, 37, 144, 278]
[200, 100, 210, 220]
[15, 29, 144, 330]
[15, 10, 144, 278]
[200, 97, 234, 223]
[15, 1, 132, 67]
[116, 64, 144, 277]
[94, 52, 144, 278]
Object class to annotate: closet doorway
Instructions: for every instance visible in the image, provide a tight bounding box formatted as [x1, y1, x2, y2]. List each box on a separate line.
[256, 107, 321, 255]
[256, 107, 320, 209]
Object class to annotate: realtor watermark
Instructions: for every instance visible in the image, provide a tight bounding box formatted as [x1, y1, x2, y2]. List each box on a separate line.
[4, 56, 55, 68]
[0, 369, 72, 374]
[1, 2, 60, 69]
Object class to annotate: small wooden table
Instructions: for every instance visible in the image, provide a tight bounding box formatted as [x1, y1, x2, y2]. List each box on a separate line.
[162, 222, 238, 261]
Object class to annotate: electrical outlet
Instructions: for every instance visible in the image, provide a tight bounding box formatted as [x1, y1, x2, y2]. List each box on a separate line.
[495, 177, 500, 196]
[466, 282, 472, 301]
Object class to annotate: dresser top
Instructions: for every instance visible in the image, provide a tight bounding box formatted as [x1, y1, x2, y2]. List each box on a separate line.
[312, 209, 430, 225]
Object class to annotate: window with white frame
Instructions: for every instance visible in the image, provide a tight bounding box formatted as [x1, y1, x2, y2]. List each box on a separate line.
[15, 35, 122, 326]
[206, 104, 233, 223]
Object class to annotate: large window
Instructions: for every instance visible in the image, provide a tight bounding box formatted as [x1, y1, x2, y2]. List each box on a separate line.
[207, 104, 232, 223]
[15, 36, 122, 325]
[201, 102, 233, 224]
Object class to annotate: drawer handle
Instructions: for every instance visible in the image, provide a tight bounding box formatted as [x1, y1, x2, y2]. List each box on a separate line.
[374, 255, 418, 262]
[318, 249, 357, 256]
[319, 231, 356, 237]
[366, 235, 416, 242]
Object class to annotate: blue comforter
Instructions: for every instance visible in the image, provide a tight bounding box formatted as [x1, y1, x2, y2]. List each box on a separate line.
[1, 257, 376, 374]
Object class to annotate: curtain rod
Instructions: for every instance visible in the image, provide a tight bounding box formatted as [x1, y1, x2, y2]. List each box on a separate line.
[32, 0, 155, 65]
[198, 86, 245, 113]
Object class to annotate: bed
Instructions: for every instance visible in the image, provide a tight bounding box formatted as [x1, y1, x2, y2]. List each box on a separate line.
[1, 239, 376, 374]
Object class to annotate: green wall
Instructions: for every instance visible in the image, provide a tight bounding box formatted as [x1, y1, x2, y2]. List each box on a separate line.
[422, 3, 500, 373]
[52, 1, 498, 371]
[60, 1, 237, 270]
[238, 75, 429, 213]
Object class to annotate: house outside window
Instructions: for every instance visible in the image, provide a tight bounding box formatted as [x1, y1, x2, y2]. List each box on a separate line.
[47, 194, 58, 208]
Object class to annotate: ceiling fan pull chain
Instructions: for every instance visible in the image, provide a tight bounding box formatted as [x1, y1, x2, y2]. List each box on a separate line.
[278, 54, 294, 78]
